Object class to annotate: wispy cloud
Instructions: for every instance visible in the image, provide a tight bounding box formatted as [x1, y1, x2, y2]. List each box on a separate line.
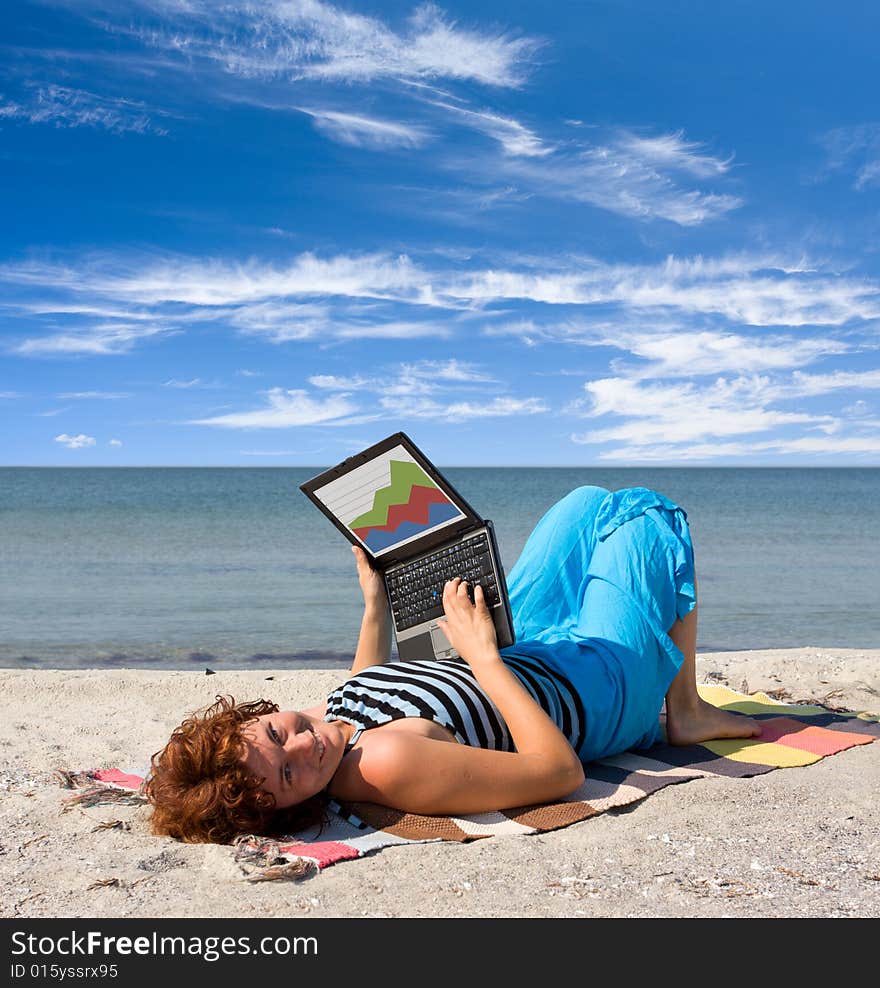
[583, 432, 880, 462]
[309, 374, 373, 391]
[490, 324, 849, 378]
[788, 368, 880, 396]
[428, 100, 552, 156]
[568, 369, 880, 460]
[604, 331, 848, 379]
[14, 251, 426, 306]
[189, 357, 535, 430]
[295, 107, 431, 149]
[70, 0, 542, 89]
[818, 123, 880, 190]
[615, 129, 734, 178]
[571, 376, 831, 443]
[11, 323, 174, 356]
[309, 359, 497, 396]
[4, 249, 880, 361]
[162, 378, 219, 389]
[227, 301, 459, 342]
[385, 395, 548, 419]
[58, 391, 132, 399]
[492, 141, 741, 226]
[108, 438, 123, 446]
[452, 251, 880, 326]
[0, 84, 170, 135]
[188, 388, 363, 428]
[54, 432, 96, 448]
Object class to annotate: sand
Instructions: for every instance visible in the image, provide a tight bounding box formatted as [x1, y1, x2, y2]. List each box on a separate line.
[1, 648, 878, 920]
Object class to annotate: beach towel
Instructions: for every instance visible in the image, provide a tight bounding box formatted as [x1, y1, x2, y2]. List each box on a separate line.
[58, 684, 880, 880]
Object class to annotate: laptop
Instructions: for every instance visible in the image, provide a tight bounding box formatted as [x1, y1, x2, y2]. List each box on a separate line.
[300, 431, 515, 661]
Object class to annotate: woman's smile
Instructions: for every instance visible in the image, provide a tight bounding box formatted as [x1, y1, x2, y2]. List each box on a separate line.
[240, 711, 348, 809]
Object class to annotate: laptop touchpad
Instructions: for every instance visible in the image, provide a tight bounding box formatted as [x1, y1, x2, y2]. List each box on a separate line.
[430, 624, 454, 656]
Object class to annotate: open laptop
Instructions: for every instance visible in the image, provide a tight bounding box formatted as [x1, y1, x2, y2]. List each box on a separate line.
[300, 432, 515, 661]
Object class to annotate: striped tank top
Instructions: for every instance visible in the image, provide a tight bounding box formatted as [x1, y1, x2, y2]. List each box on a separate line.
[323, 656, 586, 753]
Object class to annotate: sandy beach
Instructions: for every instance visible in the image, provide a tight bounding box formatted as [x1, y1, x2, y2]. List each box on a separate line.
[2, 648, 878, 920]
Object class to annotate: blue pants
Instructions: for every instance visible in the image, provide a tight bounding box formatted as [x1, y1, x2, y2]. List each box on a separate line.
[500, 486, 696, 761]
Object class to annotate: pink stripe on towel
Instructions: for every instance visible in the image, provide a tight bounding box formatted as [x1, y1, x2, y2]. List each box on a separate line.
[278, 840, 362, 867]
[93, 768, 144, 789]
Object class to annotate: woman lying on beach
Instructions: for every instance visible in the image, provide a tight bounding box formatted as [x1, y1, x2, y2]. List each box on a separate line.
[147, 485, 761, 844]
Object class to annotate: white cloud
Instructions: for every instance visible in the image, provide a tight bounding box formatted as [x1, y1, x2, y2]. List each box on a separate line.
[85, 0, 541, 89]
[58, 391, 132, 399]
[615, 130, 734, 178]
[309, 374, 372, 390]
[487, 322, 850, 377]
[384, 395, 548, 419]
[789, 368, 880, 396]
[428, 100, 552, 156]
[570, 375, 833, 445]
[54, 433, 97, 448]
[492, 146, 742, 226]
[603, 330, 847, 379]
[855, 160, 880, 190]
[589, 433, 880, 462]
[163, 378, 210, 389]
[12, 323, 173, 355]
[295, 107, 431, 149]
[451, 252, 880, 326]
[565, 365, 880, 461]
[334, 318, 455, 339]
[85, 252, 424, 306]
[309, 359, 496, 397]
[818, 123, 880, 191]
[108, 438, 123, 446]
[842, 399, 872, 417]
[4, 249, 880, 365]
[227, 302, 334, 341]
[0, 391, 24, 398]
[0, 85, 170, 135]
[188, 388, 360, 428]
[762, 434, 880, 454]
[429, 358, 497, 383]
[618, 332, 846, 377]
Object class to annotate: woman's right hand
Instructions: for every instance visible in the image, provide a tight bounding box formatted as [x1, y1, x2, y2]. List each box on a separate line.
[352, 545, 389, 613]
[437, 577, 499, 664]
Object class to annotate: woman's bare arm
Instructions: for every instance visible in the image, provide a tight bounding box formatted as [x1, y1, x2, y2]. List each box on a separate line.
[331, 729, 583, 815]
[438, 577, 584, 793]
[331, 578, 585, 813]
[349, 545, 392, 675]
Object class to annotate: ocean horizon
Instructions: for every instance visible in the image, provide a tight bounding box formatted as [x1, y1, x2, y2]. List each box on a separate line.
[2, 466, 878, 669]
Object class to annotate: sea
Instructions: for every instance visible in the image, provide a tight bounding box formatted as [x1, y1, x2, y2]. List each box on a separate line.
[1, 467, 878, 669]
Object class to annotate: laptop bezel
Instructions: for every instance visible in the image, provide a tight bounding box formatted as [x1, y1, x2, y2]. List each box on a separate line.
[299, 432, 483, 569]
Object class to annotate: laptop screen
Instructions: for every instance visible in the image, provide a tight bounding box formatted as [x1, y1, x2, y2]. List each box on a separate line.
[308, 442, 468, 558]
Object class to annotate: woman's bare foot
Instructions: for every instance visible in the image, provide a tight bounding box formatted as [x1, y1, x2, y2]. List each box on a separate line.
[666, 695, 763, 746]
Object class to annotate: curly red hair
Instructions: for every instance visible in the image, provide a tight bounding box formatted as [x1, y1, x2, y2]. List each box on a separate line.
[146, 695, 326, 844]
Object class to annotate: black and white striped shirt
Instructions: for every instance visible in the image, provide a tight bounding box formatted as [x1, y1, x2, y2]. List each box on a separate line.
[323, 656, 586, 753]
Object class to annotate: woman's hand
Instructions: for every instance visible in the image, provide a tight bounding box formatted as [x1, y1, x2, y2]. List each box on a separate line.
[352, 545, 388, 613]
[437, 577, 499, 663]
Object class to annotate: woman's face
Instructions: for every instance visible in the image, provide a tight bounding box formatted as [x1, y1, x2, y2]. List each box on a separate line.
[240, 711, 347, 809]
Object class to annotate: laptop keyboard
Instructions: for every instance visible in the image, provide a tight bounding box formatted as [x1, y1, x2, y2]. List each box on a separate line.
[386, 532, 500, 631]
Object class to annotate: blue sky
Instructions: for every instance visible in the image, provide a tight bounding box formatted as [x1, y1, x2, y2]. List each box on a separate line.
[2, 0, 879, 466]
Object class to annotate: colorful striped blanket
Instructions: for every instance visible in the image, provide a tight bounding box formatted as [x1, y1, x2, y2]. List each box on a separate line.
[60, 685, 880, 880]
